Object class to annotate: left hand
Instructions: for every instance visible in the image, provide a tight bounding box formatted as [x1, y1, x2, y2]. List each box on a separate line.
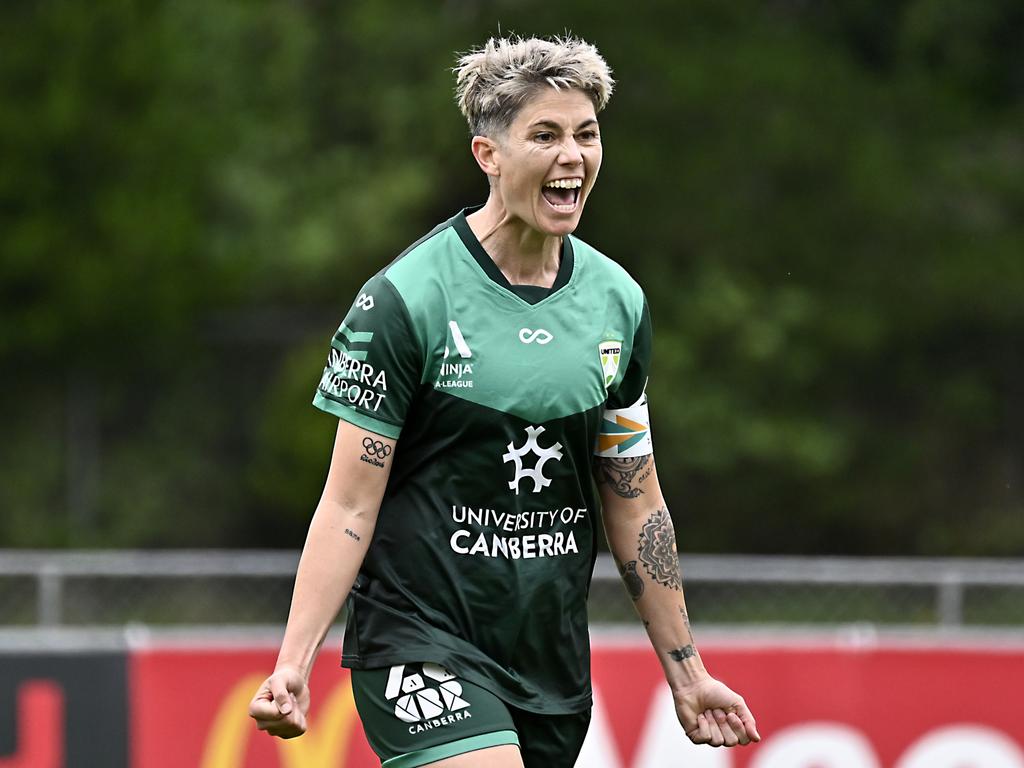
[674, 677, 761, 747]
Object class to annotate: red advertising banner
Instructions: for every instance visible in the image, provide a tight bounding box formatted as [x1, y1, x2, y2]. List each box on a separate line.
[130, 649, 378, 768]
[0, 653, 127, 768]
[125, 640, 1024, 767]
[584, 641, 1024, 768]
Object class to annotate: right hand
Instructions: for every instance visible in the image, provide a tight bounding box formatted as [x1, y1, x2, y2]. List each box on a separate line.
[248, 667, 311, 739]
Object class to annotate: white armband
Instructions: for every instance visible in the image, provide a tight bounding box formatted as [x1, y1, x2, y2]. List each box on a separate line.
[595, 394, 653, 457]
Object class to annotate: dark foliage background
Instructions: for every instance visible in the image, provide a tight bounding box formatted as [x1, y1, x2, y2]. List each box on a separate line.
[2, 0, 1021, 554]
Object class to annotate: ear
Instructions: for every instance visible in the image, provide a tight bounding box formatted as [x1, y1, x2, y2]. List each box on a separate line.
[470, 135, 501, 179]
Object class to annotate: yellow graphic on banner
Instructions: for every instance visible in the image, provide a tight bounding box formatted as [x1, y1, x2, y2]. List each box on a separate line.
[201, 673, 358, 768]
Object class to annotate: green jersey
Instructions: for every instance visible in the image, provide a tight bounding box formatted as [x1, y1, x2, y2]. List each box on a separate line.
[313, 208, 652, 714]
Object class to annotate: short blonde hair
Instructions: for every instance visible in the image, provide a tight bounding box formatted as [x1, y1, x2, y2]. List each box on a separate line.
[454, 35, 614, 137]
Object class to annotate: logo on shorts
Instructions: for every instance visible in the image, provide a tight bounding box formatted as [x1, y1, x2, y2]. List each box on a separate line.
[386, 663, 471, 728]
[502, 426, 564, 495]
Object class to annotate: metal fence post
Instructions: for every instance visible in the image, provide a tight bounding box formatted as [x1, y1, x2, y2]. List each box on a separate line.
[937, 574, 964, 628]
[38, 563, 63, 626]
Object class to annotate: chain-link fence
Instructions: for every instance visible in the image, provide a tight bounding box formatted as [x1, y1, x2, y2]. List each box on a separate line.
[2, 551, 1023, 631]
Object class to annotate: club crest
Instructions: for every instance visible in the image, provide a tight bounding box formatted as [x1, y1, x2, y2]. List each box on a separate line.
[599, 340, 622, 388]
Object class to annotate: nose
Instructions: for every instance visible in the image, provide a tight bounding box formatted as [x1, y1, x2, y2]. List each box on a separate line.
[558, 137, 583, 167]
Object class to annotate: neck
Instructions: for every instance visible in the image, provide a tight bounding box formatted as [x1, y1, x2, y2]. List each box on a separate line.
[466, 196, 562, 288]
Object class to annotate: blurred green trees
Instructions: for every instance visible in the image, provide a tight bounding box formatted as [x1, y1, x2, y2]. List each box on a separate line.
[1, 0, 1021, 553]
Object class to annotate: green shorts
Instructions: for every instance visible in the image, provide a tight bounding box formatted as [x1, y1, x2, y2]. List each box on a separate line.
[351, 662, 591, 768]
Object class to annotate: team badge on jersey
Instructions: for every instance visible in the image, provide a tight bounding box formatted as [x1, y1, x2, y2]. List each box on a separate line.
[599, 340, 622, 388]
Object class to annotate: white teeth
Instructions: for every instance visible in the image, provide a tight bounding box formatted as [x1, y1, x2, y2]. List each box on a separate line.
[543, 178, 583, 189]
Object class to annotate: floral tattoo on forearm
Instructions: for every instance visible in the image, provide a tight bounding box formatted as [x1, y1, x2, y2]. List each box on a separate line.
[594, 455, 653, 498]
[637, 507, 682, 591]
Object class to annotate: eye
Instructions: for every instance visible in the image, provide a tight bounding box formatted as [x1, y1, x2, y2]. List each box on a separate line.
[534, 131, 555, 143]
[578, 129, 600, 141]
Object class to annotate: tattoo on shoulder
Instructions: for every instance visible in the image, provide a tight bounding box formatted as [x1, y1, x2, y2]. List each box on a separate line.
[594, 455, 653, 498]
[615, 557, 645, 601]
[667, 644, 697, 662]
[637, 507, 682, 591]
[344, 528, 361, 542]
[360, 436, 391, 468]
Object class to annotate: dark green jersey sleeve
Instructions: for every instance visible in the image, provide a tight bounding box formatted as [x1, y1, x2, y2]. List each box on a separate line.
[606, 296, 652, 410]
[312, 274, 424, 439]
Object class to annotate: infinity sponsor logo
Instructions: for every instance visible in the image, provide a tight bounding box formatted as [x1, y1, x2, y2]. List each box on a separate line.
[518, 328, 553, 344]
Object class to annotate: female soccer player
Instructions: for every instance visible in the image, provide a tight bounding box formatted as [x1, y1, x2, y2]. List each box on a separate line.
[249, 35, 760, 767]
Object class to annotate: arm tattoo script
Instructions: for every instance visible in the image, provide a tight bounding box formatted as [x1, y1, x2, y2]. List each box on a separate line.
[614, 557, 645, 601]
[637, 507, 682, 591]
[594, 455, 653, 498]
[668, 645, 697, 662]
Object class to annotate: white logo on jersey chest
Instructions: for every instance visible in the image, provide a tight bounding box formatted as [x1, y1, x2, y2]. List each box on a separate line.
[437, 320, 475, 389]
[503, 425, 564, 494]
[518, 327, 554, 344]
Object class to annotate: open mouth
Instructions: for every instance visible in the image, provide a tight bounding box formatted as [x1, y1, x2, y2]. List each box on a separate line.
[541, 178, 582, 213]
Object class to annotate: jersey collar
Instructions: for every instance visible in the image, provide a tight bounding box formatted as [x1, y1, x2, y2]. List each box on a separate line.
[452, 206, 575, 303]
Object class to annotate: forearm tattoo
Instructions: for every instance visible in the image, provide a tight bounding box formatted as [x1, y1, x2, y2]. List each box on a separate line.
[667, 609, 698, 662]
[680, 606, 696, 643]
[344, 528, 361, 542]
[637, 507, 682, 591]
[594, 455, 653, 498]
[614, 556, 645, 601]
[668, 645, 697, 662]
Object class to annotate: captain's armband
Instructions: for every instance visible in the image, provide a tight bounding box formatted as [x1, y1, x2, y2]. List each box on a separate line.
[595, 395, 653, 458]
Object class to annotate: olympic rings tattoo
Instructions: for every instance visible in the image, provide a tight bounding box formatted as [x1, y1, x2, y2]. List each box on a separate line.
[362, 437, 392, 458]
